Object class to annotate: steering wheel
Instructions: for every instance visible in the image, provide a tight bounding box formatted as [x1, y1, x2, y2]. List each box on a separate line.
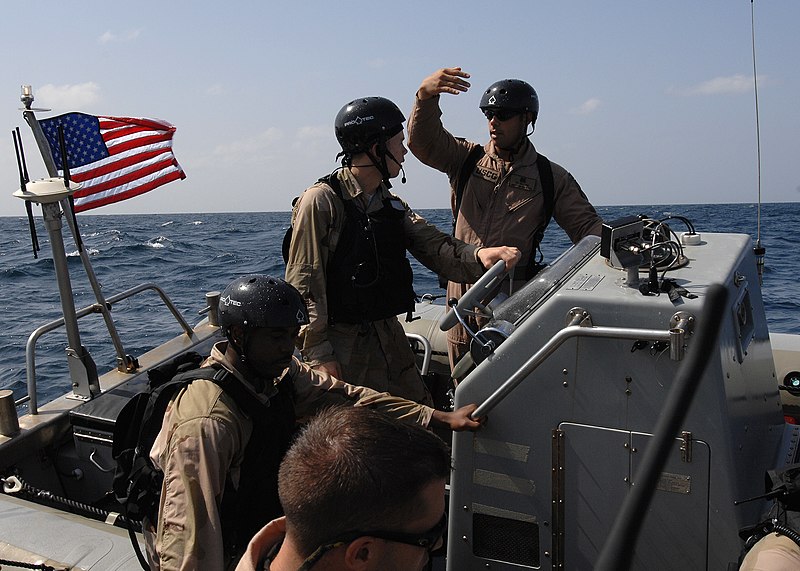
[439, 260, 509, 332]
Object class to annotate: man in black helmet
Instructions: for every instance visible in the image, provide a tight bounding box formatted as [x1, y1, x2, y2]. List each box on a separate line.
[148, 274, 483, 571]
[407, 67, 603, 366]
[284, 96, 520, 404]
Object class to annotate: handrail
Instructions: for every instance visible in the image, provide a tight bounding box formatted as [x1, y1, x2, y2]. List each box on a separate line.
[471, 323, 674, 419]
[22, 282, 195, 414]
[406, 333, 432, 377]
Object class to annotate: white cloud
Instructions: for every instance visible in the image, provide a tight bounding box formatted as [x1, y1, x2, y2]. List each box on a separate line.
[206, 84, 226, 96]
[37, 82, 102, 109]
[572, 98, 601, 115]
[208, 127, 285, 166]
[292, 125, 329, 150]
[673, 74, 764, 96]
[98, 29, 142, 44]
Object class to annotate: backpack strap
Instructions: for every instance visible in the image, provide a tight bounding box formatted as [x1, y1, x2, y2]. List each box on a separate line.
[523, 154, 555, 280]
[283, 172, 363, 266]
[452, 144, 485, 233]
[136, 366, 229, 457]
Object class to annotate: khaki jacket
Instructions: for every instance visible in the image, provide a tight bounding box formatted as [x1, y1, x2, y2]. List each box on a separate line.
[407, 94, 603, 345]
[148, 341, 434, 571]
[285, 168, 486, 366]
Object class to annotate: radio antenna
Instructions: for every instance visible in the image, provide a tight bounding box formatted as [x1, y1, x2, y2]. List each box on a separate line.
[750, 0, 765, 284]
[12, 128, 40, 257]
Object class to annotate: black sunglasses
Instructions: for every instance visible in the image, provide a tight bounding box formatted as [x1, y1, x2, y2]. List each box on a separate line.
[483, 109, 520, 122]
[294, 513, 448, 570]
[363, 512, 447, 552]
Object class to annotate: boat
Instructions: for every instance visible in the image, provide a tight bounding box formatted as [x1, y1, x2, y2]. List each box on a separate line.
[405, 222, 800, 569]
[2, 86, 800, 571]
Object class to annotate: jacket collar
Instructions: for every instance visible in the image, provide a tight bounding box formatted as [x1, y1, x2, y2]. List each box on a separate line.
[487, 138, 539, 168]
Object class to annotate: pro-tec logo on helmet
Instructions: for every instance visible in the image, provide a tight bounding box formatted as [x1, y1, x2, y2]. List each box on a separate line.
[488, 95, 497, 105]
[343, 115, 375, 127]
[220, 295, 242, 307]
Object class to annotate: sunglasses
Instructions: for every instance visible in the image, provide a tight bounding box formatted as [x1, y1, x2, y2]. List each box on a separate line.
[362, 512, 448, 552]
[483, 109, 520, 122]
[295, 514, 447, 570]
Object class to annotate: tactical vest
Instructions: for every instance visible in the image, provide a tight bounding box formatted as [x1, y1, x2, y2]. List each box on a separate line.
[324, 175, 416, 324]
[220, 373, 298, 562]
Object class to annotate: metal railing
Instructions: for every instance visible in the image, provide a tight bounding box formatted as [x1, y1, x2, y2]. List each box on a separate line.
[471, 309, 691, 419]
[20, 283, 195, 414]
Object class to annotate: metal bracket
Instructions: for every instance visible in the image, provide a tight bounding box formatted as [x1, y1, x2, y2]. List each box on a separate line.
[565, 307, 593, 327]
[680, 431, 693, 463]
[669, 311, 695, 332]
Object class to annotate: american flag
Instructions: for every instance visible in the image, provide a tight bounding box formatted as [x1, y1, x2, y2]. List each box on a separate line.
[38, 113, 186, 212]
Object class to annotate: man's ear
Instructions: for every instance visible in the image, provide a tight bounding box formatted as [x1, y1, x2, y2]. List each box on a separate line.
[525, 111, 534, 126]
[344, 536, 382, 570]
[370, 141, 384, 157]
[229, 324, 245, 347]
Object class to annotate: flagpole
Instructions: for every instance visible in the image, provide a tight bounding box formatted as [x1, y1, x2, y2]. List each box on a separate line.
[20, 86, 139, 381]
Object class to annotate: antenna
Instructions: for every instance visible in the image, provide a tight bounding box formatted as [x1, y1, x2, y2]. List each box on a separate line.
[12, 128, 40, 257]
[55, 125, 84, 253]
[15, 127, 30, 184]
[750, 0, 766, 285]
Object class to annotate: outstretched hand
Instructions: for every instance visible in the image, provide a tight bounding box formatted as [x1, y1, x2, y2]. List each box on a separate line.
[477, 246, 521, 270]
[418, 67, 472, 100]
[431, 403, 484, 431]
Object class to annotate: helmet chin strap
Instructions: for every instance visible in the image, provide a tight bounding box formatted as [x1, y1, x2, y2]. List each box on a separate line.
[365, 147, 394, 188]
[384, 149, 406, 184]
[228, 326, 250, 363]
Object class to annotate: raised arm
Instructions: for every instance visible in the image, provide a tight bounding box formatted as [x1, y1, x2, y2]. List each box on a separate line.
[417, 67, 472, 100]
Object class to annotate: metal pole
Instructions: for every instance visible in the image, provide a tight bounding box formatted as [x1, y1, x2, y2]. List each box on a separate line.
[61, 199, 137, 372]
[40, 201, 100, 400]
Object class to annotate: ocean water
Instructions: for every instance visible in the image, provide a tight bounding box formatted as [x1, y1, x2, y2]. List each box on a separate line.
[0, 203, 796, 407]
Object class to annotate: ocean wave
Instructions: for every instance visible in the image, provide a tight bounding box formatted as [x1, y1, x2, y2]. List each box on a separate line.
[145, 236, 172, 249]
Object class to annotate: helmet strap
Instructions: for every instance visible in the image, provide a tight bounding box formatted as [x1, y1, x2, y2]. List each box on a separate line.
[227, 324, 249, 363]
[384, 148, 406, 184]
[365, 144, 393, 188]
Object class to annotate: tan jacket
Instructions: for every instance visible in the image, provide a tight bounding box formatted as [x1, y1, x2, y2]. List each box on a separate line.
[148, 341, 434, 571]
[284, 167, 486, 366]
[407, 94, 603, 345]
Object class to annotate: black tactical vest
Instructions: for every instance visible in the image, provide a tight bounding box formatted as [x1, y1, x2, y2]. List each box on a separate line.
[325, 176, 416, 324]
[219, 374, 297, 563]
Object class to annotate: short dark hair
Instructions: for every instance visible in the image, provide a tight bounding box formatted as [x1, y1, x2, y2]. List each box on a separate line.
[277, 406, 450, 556]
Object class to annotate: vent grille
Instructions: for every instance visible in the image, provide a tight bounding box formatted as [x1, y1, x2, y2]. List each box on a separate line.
[472, 512, 539, 567]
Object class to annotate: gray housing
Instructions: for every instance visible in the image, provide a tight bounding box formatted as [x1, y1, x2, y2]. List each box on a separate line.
[447, 233, 787, 569]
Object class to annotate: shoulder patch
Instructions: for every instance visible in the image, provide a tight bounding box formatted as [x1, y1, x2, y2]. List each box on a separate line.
[476, 165, 500, 183]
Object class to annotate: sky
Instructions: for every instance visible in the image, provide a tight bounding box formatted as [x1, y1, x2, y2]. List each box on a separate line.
[0, 1, 798, 217]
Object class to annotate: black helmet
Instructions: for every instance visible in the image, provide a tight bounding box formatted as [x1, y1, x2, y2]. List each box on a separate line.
[479, 79, 539, 123]
[218, 275, 309, 333]
[335, 96, 405, 155]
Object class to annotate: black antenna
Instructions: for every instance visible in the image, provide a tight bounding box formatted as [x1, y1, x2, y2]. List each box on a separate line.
[12, 129, 27, 192]
[25, 201, 40, 259]
[55, 124, 84, 252]
[750, 0, 766, 285]
[57, 124, 71, 188]
[13, 128, 40, 258]
[14, 127, 30, 184]
[67, 195, 84, 252]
